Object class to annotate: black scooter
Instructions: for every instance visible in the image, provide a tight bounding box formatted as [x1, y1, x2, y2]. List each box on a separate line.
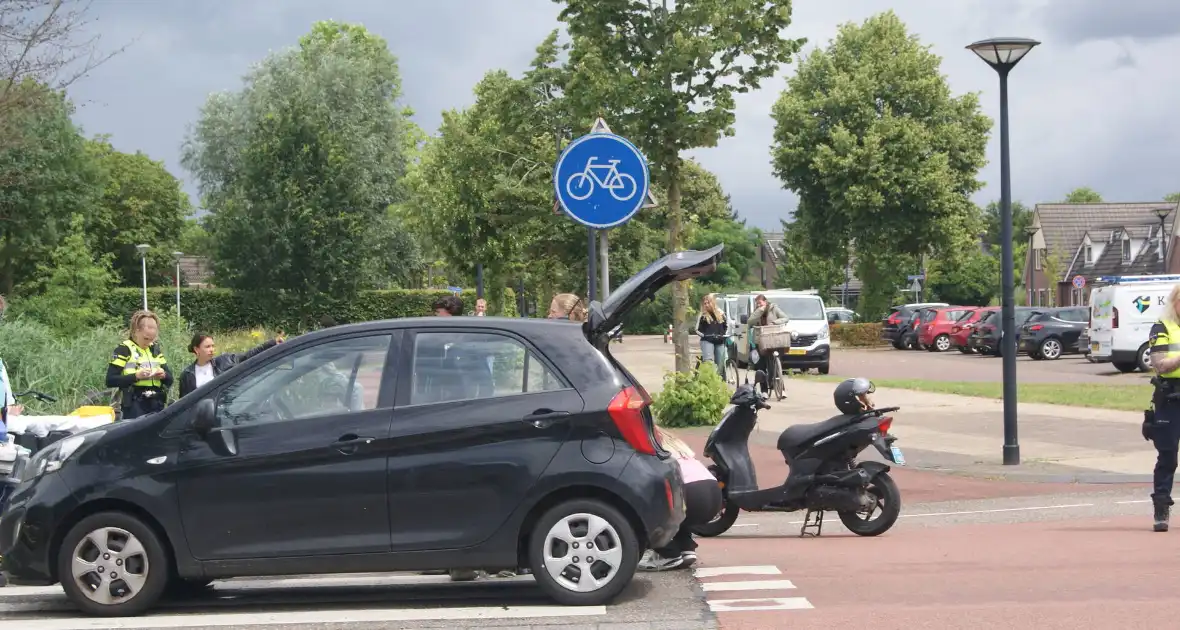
[693, 382, 905, 538]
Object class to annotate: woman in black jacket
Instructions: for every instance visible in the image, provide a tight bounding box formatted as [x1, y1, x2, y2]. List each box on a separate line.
[178, 332, 284, 398]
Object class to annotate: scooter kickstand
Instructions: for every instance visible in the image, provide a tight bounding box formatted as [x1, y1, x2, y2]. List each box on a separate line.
[800, 509, 824, 538]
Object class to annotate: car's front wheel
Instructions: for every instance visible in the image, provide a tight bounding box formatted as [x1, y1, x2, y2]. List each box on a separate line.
[528, 499, 639, 606]
[57, 512, 170, 617]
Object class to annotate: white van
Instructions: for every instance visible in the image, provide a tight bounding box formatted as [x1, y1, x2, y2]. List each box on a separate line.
[1088, 275, 1180, 372]
[732, 290, 830, 374]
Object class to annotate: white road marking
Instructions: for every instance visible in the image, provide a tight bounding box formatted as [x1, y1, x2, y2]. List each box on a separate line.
[0, 585, 64, 598]
[708, 597, 813, 612]
[1117, 500, 1151, 504]
[693, 565, 781, 578]
[9, 605, 608, 630]
[729, 523, 759, 528]
[700, 579, 796, 592]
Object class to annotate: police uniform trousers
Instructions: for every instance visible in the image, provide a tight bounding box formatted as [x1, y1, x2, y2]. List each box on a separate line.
[1153, 387, 1180, 507]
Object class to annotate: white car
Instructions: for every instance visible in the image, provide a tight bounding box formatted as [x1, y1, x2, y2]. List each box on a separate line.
[731, 290, 831, 374]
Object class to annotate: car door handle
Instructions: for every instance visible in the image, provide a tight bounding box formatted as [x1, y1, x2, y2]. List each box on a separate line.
[333, 434, 375, 454]
[523, 410, 570, 429]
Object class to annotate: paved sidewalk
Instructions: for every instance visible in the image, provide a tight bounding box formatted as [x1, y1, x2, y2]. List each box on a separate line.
[615, 336, 1157, 482]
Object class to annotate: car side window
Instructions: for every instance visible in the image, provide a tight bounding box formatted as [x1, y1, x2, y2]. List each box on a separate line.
[216, 335, 391, 426]
[1064, 308, 1086, 322]
[411, 332, 565, 405]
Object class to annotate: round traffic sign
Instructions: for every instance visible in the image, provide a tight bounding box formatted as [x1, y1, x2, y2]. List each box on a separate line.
[553, 133, 650, 229]
[1073, 275, 1086, 289]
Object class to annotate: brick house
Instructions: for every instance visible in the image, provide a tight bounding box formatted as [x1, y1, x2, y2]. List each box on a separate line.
[1023, 202, 1177, 307]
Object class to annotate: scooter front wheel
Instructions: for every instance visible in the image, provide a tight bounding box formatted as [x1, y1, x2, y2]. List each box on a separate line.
[691, 494, 740, 538]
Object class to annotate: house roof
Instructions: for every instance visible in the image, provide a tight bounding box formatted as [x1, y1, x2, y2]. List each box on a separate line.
[1073, 222, 1171, 280]
[1033, 202, 1176, 255]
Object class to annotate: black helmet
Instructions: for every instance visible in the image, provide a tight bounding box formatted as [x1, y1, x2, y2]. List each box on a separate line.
[834, 377, 876, 415]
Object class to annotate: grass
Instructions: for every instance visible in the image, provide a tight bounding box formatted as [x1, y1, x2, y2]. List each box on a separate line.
[798, 374, 1152, 412]
[1, 316, 279, 415]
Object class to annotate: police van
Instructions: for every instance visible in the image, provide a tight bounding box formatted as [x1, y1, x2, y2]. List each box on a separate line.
[1088, 275, 1180, 372]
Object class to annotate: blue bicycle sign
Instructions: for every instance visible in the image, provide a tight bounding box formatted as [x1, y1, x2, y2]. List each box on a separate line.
[566, 157, 638, 202]
[554, 132, 650, 229]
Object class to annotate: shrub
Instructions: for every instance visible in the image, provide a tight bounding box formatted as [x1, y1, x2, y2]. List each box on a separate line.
[101, 287, 518, 332]
[0, 317, 274, 414]
[650, 364, 731, 428]
[831, 322, 887, 347]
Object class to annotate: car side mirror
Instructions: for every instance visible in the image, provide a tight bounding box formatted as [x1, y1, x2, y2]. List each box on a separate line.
[192, 398, 237, 457]
[740, 315, 749, 325]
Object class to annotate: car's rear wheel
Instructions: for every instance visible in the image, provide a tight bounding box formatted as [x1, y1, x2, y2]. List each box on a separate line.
[528, 499, 639, 606]
[1039, 338, 1063, 360]
[57, 512, 170, 617]
[932, 334, 951, 352]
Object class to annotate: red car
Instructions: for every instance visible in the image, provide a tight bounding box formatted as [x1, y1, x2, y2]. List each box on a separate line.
[949, 306, 997, 353]
[916, 306, 979, 352]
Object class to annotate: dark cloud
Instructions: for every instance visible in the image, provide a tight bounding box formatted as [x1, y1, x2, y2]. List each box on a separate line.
[1040, 0, 1180, 44]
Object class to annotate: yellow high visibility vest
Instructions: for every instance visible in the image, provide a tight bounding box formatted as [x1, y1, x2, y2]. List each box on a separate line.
[1150, 320, 1180, 379]
[110, 340, 167, 388]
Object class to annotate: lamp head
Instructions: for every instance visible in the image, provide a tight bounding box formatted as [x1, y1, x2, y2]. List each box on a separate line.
[135, 244, 151, 256]
[967, 37, 1040, 72]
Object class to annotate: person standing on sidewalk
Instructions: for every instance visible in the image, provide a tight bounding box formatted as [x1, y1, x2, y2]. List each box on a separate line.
[1146, 284, 1180, 532]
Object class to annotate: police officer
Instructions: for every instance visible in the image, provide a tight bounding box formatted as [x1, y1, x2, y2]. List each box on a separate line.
[1145, 284, 1180, 532]
[105, 310, 173, 420]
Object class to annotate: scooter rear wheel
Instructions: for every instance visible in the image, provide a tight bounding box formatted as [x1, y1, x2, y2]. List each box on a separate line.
[837, 471, 901, 536]
[691, 495, 740, 538]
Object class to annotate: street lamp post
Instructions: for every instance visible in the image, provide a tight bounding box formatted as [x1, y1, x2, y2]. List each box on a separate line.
[135, 244, 151, 312]
[1156, 207, 1170, 274]
[172, 251, 184, 318]
[968, 37, 1040, 466]
[1025, 226, 1039, 305]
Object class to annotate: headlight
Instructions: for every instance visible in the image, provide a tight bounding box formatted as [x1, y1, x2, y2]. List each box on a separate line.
[819, 326, 830, 340]
[27, 430, 105, 479]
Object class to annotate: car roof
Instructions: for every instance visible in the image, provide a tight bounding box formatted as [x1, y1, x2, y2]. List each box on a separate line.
[291, 317, 585, 345]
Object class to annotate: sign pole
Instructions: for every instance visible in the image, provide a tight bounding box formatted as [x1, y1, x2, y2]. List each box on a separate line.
[587, 228, 598, 301]
[599, 230, 611, 298]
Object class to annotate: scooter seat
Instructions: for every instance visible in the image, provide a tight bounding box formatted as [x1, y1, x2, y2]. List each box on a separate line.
[778, 413, 861, 451]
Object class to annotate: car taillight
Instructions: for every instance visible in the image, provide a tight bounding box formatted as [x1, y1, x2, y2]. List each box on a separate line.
[664, 479, 675, 512]
[878, 417, 893, 433]
[1112, 307, 1119, 329]
[1029, 324, 1043, 331]
[887, 313, 900, 324]
[608, 386, 657, 455]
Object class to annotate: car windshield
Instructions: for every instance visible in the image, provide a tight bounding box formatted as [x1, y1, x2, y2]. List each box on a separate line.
[770, 297, 825, 320]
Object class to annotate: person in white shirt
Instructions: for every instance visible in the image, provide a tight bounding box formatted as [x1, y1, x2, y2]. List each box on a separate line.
[178, 332, 285, 398]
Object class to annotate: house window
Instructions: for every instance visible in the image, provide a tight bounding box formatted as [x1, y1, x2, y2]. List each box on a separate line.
[1038, 289, 1047, 307]
[1083, 244, 1092, 264]
[1122, 237, 1131, 261]
[1034, 248, 1042, 271]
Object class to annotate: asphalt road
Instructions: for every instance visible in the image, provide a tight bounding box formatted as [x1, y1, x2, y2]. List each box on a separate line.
[830, 346, 1149, 384]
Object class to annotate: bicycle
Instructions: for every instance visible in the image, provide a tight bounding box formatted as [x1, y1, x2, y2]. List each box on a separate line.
[565, 157, 638, 202]
[750, 324, 792, 402]
[693, 337, 740, 387]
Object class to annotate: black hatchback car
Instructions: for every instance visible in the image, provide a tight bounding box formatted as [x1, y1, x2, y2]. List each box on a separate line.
[0, 247, 725, 617]
[968, 307, 1039, 355]
[1019, 306, 1088, 360]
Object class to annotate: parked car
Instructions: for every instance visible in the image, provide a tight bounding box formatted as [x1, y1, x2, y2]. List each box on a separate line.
[968, 307, 1040, 355]
[0, 247, 727, 617]
[1088, 275, 1180, 372]
[734, 290, 831, 374]
[916, 306, 978, 352]
[950, 307, 997, 354]
[1020, 306, 1089, 360]
[901, 306, 942, 350]
[826, 307, 856, 325]
[881, 302, 949, 349]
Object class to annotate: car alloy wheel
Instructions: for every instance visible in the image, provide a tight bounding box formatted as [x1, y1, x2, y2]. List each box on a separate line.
[529, 499, 638, 605]
[934, 334, 951, 352]
[1040, 338, 1062, 360]
[58, 512, 169, 616]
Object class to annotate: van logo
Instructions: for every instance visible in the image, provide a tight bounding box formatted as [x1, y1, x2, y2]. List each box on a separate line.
[1134, 296, 1152, 313]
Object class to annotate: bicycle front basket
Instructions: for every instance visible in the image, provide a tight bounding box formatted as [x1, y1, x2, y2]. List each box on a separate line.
[754, 324, 793, 351]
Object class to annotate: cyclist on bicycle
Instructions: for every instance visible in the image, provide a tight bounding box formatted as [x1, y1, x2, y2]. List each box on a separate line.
[747, 294, 790, 394]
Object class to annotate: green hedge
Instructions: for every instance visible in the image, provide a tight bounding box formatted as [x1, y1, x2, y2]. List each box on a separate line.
[831, 322, 887, 347]
[102, 287, 518, 331]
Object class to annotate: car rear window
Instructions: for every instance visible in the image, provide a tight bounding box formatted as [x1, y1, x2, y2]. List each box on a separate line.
[980, 311, 997, 324]
[953, 310, 976, 322]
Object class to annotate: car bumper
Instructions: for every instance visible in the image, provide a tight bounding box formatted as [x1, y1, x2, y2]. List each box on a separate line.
[619, 454, 684, 550]
[971, 336, 999, 352]
[950, 332, 971, 347]
[0, 472, 78, 586]
[881, 328, 899, 342]
[778, 343, 830, 367]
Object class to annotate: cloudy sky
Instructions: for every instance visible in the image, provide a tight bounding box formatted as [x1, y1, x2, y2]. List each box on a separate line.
[64, 0, 1180, 231]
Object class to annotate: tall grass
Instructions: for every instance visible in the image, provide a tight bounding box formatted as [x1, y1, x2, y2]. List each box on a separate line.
[1, 316, 276, 415]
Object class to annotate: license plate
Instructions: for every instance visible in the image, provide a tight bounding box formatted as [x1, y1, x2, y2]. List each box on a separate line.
[890, 446, 906, 466]
[1091, 342, 1099, 351]
[788, 348, 805, 355]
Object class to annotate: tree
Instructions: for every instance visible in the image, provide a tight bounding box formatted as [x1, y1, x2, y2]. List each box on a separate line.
[981, 200, 1032, 250]
[85, 137, 192, 286]
[0, 85, 102, 295]
[10, 214, 114, 335]
[363, 208, 426, 289]
[0, 0, 124, 151]
[779, 218, 846, 295]
[558, 0, 806, 372]
[1164, 192, 1180, 203]
[181, 21, 412, 314]
[769, 11, 990, 321]
[178, 217, 213, 259]
[1063, 187, 1103, 203]
[928, 248, 998, 306]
